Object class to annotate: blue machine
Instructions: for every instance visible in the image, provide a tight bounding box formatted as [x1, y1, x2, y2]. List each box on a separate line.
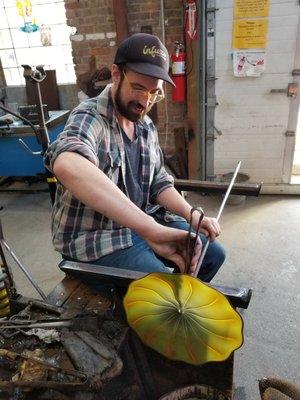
[0, 111, 69, 177]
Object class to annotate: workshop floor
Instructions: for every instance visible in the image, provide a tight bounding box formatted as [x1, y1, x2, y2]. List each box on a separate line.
[0, 189, 299, 399]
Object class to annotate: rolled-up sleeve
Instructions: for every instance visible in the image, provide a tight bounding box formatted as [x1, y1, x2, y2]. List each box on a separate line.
[44, 106, 104, 173]
[149, 132, 174, 202]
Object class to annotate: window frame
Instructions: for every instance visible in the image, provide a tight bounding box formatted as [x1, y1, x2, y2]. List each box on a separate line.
[0, 0, 76, 86]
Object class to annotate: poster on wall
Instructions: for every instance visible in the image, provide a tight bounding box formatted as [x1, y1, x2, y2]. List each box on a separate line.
[232, 19, 268, 49]
[234, 0, 269, 18]
[233, 50, 266, 77]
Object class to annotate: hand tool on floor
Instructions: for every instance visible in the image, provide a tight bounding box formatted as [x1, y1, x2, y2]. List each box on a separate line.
[191, 160, 241, 277]
[0, 348, 95, 392]
[0, 218, 47, 301]
[0, 315, 100, 331]
[27, 299, 65, 315]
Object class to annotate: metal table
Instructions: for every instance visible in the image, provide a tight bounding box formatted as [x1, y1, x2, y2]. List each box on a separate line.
[0, 110, 69, 177]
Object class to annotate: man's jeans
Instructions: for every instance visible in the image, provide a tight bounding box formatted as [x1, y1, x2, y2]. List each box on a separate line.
[65, 219, 226, 292]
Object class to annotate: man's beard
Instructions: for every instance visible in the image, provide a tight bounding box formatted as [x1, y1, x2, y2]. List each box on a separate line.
[114, 80, 151, 122]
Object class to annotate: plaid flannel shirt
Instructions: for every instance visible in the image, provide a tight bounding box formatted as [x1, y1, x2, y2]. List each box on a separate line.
[44, 85, 176, 261]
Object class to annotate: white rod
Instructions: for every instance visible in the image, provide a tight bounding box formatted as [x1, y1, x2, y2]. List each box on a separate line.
[192, 161, 242, 277]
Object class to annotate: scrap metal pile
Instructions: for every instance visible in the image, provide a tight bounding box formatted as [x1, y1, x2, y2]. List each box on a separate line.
[0, 295, 127, 400]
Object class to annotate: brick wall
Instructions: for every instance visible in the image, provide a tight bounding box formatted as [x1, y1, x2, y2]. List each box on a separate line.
[64, 0, 186, 154]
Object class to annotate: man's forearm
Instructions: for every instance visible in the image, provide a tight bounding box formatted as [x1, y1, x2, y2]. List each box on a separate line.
[53, 152, 157, 238]
[156, 186, 195, 222]
[157, 186, 221, 240]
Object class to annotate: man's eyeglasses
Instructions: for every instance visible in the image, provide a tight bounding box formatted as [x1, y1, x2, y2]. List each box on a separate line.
[123, 71, 165, 104]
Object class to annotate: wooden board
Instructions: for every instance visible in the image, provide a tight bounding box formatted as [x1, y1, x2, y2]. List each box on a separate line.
[186, 38, 201, 179]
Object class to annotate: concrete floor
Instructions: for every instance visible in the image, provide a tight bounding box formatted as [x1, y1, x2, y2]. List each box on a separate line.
[0, 188, 299, 399]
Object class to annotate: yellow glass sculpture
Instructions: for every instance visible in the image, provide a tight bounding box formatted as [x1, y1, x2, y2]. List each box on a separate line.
[124, 273, 243, 365]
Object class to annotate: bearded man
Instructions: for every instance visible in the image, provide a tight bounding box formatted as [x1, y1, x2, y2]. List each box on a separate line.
[44, 33, 225, 290]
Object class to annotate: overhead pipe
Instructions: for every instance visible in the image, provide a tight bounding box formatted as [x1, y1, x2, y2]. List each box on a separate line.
[198, 0, 206, 180]
[160, 0, 166, 44]
[159, 0, 170, 148]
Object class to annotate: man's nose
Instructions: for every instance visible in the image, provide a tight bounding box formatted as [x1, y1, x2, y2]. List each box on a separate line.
[139, 95, 149, 109]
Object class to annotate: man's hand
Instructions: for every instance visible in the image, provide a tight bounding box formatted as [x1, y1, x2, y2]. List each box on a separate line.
[191, 212, 221, 241]
[156, 187, 221, 243]
[143, 224, 202, 273]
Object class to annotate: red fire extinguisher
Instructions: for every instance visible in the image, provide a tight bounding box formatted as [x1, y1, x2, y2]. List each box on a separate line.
[171, 42, 186, 102]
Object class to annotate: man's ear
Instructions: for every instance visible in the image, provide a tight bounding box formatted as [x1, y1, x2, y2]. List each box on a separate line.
[111, 64, 121, 84]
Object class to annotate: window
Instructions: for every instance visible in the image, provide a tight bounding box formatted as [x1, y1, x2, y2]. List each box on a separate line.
[0, 0, 76, 85]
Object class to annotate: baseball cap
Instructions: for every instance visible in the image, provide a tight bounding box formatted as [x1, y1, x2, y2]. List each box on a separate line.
[114, 33, 175, 86]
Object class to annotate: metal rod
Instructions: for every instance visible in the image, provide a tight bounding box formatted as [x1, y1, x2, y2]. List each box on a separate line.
[0, 239, 47, 301]
[0, 321, 72, 330]
[192, 161, 241, 277]
[199, 0, 207, 180]
[18, 138, 42, 155]
[36, 82, 57, 205]
[216, 161, 241, 220]
[0, 349, 88, 380]
[36, 81, 49, 149]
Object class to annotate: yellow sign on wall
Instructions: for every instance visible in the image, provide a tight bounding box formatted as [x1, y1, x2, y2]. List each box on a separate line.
[234, 0, 269, 18]
[232, 19, 268, 49]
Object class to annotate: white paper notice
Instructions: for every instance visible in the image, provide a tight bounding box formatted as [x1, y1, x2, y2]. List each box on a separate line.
[233, 50, 266, 77]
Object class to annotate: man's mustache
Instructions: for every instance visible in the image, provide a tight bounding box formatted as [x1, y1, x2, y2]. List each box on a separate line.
[129, 101, 145, 111]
